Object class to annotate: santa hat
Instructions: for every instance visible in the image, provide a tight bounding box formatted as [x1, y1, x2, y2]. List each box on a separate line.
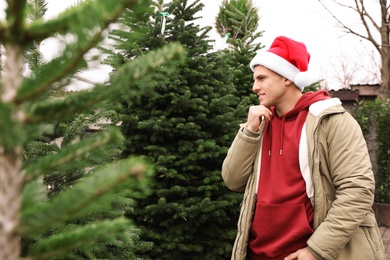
[250, 36, 315, 91]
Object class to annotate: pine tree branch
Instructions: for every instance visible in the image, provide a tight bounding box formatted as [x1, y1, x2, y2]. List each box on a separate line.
[4, 0, 27, 42]
[19, 157, 153, 235]
[2, 0, 137, 45]
[23, 127, 123, 181]
[27, 0, 48, 23]
[17, 41, 90, 103]
[27, 0, 137, 42]
[14, 0, 139, 104]
[23, 43, 185, 123]
[26, 218, 134, 259]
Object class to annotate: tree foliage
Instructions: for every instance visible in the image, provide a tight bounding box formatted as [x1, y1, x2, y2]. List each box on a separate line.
[215, 0, 259, 41]
[353, 99, 390, 203]
[0, 0, 185, 259]
[105, 0, 247, 258]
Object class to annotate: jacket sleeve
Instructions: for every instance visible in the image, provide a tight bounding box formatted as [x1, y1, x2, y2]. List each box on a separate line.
[307, 112, 376, 259]
[221, 124, 263, 192]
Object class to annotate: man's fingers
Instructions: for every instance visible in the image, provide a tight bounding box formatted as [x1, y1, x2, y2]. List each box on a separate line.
[284, 251, 298, 260]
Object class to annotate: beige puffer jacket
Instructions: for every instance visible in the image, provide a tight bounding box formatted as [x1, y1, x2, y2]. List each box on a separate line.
[222, 99, 386, 260]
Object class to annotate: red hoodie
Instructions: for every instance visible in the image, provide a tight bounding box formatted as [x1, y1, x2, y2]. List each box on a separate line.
[248, 90, 330, 259]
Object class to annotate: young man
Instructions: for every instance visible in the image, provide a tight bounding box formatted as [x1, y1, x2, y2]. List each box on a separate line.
[221, 36, 385, 260]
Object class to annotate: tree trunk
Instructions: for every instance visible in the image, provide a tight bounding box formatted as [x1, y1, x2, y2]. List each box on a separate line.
[0, 45, 24, 259]
[379, 52, 390, 99]
[378, 0, 390, 99]
[0, 150, 23, 259]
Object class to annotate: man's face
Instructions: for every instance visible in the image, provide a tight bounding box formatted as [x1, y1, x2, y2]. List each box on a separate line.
[252, 65, 287, 108]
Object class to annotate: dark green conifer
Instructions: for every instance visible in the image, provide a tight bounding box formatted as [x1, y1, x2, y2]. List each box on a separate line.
[105, 0, 244, 258]
[216, 0, 264, 118]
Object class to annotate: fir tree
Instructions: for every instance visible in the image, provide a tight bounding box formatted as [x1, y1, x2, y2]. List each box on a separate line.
[0, 0, 184, 259]
[216, 0, 260, 41]
[216, 0, 264, 119]
[106, 0, 244, 258]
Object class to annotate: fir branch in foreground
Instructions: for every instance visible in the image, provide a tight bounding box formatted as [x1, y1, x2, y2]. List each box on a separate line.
[23, 43, 185, 123]
[26, 218, 133, 260]
[23, 127, 123, 181]
[26, 0, 138, 43]
[19, 156, 153, 235]
[16, 0, 139, 104]
[4, 0, 27, 40]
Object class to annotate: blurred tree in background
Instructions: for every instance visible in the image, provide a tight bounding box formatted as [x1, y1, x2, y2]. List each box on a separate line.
[353, 99, 390, 203]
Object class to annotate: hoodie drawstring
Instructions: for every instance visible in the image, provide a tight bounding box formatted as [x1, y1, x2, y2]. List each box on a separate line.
[266, 116, 285, 156]
[280, 116, 285, 156]
[266, 121, 272, 156]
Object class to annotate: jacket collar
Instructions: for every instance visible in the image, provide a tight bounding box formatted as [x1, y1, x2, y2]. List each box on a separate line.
[309, 98, 342, 116]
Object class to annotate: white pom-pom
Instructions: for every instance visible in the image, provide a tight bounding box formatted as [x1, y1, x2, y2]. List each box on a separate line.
[295, 71, 317, 91]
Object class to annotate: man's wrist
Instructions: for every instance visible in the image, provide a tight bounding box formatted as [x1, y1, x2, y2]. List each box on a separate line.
[307, 246, 322, 260]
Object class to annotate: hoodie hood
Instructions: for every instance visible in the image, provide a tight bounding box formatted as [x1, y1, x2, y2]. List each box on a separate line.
[272, 90, 331, 119]
[265, 90, 330, 156]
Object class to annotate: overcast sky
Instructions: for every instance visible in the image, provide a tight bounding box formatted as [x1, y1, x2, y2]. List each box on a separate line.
[0, 0, 381, 90]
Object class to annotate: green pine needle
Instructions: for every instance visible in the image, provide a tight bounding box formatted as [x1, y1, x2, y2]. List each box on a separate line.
[20, 156, 153, 235]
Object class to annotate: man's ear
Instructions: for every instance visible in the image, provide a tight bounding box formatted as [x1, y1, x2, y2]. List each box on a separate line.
[284, 78, 293, 86]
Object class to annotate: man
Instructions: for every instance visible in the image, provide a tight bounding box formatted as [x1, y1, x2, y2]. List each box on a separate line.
[221, 36, 385, 259]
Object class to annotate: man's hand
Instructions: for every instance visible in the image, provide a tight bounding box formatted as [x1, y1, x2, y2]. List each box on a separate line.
[284, 248, 318, 260]
[246, 105, 272, 132]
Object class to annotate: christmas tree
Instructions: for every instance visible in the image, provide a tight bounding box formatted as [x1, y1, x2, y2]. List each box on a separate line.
[216, 0, 264, 109]
[105, 0, 245, 258]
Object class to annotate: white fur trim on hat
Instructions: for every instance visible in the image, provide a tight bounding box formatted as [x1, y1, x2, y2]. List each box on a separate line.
[294, 71, 316, 90]
[250, 51, 315, 91]
[250, 51, 299, 81]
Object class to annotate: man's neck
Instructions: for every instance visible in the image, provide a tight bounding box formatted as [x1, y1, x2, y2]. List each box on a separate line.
[275, 91, 303, 116]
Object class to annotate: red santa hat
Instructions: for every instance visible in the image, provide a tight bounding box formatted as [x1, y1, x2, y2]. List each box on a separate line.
[250, 36, 315, 91]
